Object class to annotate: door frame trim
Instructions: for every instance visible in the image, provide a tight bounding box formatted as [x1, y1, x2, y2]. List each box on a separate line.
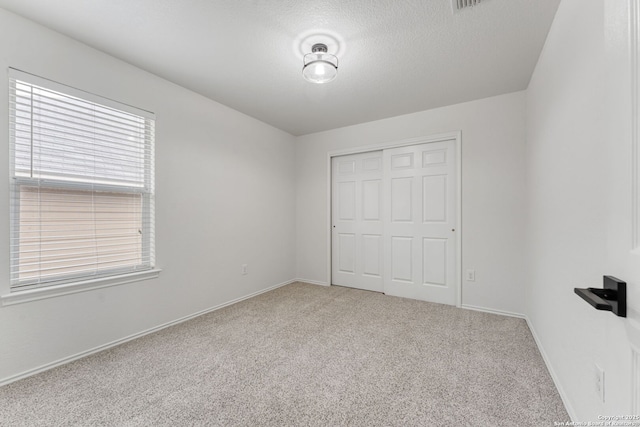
[326, 131, 463, 307]
[632, 0, 640, 251]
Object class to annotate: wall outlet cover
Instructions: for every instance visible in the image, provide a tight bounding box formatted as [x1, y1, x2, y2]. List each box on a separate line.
[466, 269, 476, 281]
[595, 364, 605, 403]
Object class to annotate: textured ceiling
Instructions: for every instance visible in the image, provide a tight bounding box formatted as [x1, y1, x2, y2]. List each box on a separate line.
[0, 0, 561, 135]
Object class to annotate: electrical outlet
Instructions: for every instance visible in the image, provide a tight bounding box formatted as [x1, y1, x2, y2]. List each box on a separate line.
[466, 269, 476, 282]
[241, 264, 248, 275]
[595, 364, 605, 403]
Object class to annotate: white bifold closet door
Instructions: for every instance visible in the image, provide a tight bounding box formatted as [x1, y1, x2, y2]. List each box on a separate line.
[331, 140, 456, 305]
[331, 151, 384, 292]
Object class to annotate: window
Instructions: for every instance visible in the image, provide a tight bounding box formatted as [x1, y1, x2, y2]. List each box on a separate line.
[9, 69, 155, 291]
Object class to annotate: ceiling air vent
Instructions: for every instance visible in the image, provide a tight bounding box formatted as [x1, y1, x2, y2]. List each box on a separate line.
[452, 0, 483, 12]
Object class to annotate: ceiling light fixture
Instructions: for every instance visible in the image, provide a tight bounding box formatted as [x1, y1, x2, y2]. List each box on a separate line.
[302, 43, 338, 84]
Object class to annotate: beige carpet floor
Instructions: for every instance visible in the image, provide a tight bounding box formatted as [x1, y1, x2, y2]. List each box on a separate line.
[0, 282, 568, 426]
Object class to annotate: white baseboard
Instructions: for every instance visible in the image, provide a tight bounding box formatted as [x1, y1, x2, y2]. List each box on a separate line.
[525, 316, 577, 422]
[0, 278, 296, 387]
[295, 278, 330, 286]
[461, 303, 525, 319]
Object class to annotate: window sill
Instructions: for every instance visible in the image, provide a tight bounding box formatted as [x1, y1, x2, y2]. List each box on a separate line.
[0, 269, 161, 307]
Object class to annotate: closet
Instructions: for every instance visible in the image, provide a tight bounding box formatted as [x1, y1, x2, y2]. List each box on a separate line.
[331, 139, 457, 305]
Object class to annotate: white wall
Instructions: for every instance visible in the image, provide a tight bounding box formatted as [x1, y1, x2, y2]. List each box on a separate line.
[525, 0, 637, 420]
[295, 92, 527, 315]
[0, 8, 296, 383]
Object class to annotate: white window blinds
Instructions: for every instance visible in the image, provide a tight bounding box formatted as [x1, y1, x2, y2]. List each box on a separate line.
[9, 69, 155, 290]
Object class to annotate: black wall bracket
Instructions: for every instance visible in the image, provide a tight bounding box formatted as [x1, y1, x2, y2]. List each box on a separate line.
[574, 276, 626, 317]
